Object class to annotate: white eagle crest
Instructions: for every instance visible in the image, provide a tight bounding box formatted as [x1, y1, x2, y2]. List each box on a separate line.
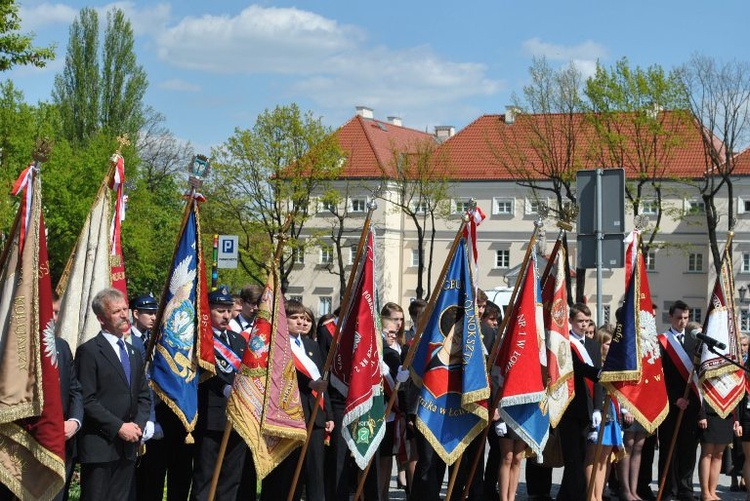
[161, 255, 198, 350]
[43, 319, 58, 368]
[639, 310, 660, 365]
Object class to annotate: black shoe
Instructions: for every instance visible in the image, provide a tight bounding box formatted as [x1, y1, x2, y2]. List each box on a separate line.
[637, 490, 657, 501]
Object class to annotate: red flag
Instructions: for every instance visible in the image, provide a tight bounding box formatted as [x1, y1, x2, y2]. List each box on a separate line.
[0, 166, 65, 500]
[108, 153, 128, 297]
[601, 232, 668, 433]
[540, 241, 574, 427]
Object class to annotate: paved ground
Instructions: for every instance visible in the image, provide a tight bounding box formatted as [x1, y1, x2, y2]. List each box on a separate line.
[382, 452, 750, 500]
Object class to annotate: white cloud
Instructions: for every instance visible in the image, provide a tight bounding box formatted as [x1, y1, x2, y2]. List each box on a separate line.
[159, 79, 201, 92]
[19, 3, 78, 31]
[156, 5, 361, 74]
[522, 37, 608, 62]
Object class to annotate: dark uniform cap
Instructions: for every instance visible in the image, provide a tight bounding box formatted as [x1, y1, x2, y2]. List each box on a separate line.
[208, 285, 234, 305]
[130, 293, 159, 311]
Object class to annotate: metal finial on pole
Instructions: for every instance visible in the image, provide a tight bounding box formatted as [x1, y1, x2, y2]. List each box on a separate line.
[31, 137, 53, 167]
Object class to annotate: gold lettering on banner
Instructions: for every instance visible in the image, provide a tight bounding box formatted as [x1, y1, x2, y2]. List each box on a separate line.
[38, 260, 50, 280]
[13, 296, 28, 371]
[111, 271, 126, 282]
[109, 254, 122, 267]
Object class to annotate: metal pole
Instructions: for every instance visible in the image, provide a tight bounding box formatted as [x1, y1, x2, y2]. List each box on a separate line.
[596, 168, 603, 326]
[212, 234, 219, 289]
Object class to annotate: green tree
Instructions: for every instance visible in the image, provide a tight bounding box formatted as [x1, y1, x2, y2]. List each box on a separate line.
[0, 0, 55, 71]
[53, 7, 147, 144]
[209, 104, 344, 286]
[585, 58, 690, 252]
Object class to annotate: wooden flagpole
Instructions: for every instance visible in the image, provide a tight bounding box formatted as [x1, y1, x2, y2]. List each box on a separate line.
[353, 218, 470, 500]
[288, 197, 379, 501]
[459, 217, 544, 501]
[208, 215, 292, 501]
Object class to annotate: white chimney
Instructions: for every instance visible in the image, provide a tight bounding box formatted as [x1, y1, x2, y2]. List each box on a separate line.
[355, 106, 374, 119]
[387, 116, 403, 127]
[505, 105, 517, 125]
[435, 125, 455, 142]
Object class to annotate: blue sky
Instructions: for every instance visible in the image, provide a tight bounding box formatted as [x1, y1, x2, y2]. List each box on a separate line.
[9, 1, 749, 154]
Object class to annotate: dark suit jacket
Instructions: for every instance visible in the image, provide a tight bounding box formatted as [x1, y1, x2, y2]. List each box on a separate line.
[75, 332, 151, 464]
[567, 336, 604, 422]
[56, 337, 83, 462]
[196, 329, 246, 432]
[297, 336, 332, 428]
[661, 332, 701, 412]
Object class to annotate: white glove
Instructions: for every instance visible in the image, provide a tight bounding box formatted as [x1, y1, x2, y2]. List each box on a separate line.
[223, 384, 232, 399]
[587, 431, 598, 443]
[152, 422, 164, 441]
[142, 421, 154, 442]
[396, 366, 410, 383]
[379, 360, 390, 377]
[494, 421, 507, 437]
[591, 410, 602, 428]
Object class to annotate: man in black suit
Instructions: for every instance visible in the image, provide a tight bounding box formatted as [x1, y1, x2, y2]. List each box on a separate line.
[190, 286, 251, 501]
[557, 303, 603, 501]
[75, 288, 151, 501]
[263, 299, 333, 501]
[52, 293, 84, 501]
[657, 300, 700, 501]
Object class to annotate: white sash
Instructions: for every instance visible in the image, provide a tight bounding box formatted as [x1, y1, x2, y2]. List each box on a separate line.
[569, 334, 594, 366]
[290, 336, 322, 381]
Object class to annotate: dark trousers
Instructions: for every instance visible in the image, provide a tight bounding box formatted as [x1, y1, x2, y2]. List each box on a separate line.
[409, 429, 446, 501]
[261, 428, 328, 501]
[484, 430, 501, 501]
[525, 462, 553, 499]
[136, 409, 195, 501]
[556, 414, 588, 501]
[81, 458, 136, 501]
[190, 429, 247, 501]
[449, 432, 484, 501]
[637, 433, 657, 496]
[52, 449, 77, 501]
[658, 410, 698, 500]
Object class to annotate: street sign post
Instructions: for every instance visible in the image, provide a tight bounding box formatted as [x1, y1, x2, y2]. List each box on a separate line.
[217, 235, 239, 269]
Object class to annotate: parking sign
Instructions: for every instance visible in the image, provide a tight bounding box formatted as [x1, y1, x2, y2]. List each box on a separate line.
[217, 235, 239, 269]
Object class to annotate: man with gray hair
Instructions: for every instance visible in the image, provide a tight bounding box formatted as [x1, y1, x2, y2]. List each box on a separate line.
[75, 288, 151, 501]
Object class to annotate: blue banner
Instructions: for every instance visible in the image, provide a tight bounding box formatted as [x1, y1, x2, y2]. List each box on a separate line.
[150, 209, 200, 436]
[411, 237, 489, 465]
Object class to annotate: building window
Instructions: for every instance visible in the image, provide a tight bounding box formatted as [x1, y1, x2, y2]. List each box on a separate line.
[320, 246, 333, 265]
[411, 249, 422, 267]
[453, 199, 472, 215]
[743, 252, 750, 273]
[348, 245, 356, 265]
[689, 308, 702, 323]
[641, 199, 658, 215]
[602, 305, 611, 325]
[319, 296, 332, 316]
[348, 198, 367, 213]
[492, 198, 514, 215]
[645, 251, 656, 271]
[688, 253, 704, 272]
[293, 248, 305, 265]
[495, 249, 510, 269]
[741, 308, 750, 332]
[412, 200, 428, 214]
[319, 200, 337, 213]
[525, 198, 542, 215]
[685, 199, 706, 215]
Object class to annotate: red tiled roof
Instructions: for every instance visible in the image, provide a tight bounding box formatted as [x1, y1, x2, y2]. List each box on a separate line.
[335, 110, 718, 181]
[336, 115, 437, 178]
[437, 110, 713, 181]
[734, 148, 750, 175]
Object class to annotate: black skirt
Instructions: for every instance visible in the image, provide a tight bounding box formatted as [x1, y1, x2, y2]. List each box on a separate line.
[700, 411, 734, 445]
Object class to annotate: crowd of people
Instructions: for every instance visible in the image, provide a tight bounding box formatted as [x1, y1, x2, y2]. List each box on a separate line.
[3, 286, 750, 501]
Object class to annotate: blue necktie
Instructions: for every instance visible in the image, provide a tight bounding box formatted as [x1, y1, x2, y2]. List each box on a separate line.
[295, 337, 301, 347]
[117, 339, 131, 386]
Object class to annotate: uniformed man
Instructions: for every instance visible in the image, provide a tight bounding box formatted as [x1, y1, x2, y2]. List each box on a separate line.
[191, 286, 252, 501]
[228, 284, 263, 341]
[129, 293, 159, 347]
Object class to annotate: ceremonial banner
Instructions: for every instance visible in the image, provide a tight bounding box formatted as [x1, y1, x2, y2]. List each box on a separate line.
[496, 251, 549, 458]
[697, 245, 744, 418]
[108, 152, 128, 297]
[330, 230, 385, 469]
[600, 232, 668, 433]
[0, 166, 66, 500]
[463, 205, 486, 291]
[410, 237, 489, 465]
[227, 265, 306, 479]
[540, 242, 574, 428]
[149, 200, 214, 441]
[54, 178, 112, 350]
